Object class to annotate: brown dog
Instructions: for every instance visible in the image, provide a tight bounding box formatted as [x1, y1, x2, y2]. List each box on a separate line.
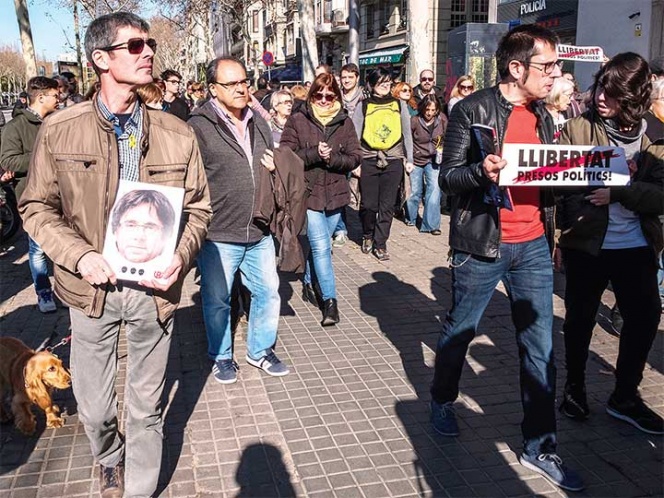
[0, 337, 71, 435]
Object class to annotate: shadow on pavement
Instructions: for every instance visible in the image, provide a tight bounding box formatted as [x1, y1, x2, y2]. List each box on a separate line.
[156, 291, 210, 496]
[360, 270, 537, 496]
[235, 443, 296, 497]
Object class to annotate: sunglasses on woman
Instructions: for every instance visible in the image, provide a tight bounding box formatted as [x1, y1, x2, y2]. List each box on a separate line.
[99, 38, 158, 54]
[460, 85, 474, 91]
[314, 93, 336, 102]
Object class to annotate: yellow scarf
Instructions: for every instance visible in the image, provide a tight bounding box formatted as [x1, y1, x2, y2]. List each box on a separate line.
[311, 100, 342, 125]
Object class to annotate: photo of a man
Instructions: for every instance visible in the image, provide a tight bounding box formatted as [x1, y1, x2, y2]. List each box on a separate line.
[111, 189, 175, 263]
[103, 180, 184, 282]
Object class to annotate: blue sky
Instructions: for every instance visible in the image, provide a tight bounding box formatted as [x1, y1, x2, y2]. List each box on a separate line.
[1, 0, 155, 62]
[1, 0, 79, 61]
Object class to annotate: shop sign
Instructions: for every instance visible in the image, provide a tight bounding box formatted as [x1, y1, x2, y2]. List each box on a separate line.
[520, 0, 547, 17]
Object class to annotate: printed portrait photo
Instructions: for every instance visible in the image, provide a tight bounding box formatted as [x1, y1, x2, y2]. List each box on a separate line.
[103, 180, 184, 282]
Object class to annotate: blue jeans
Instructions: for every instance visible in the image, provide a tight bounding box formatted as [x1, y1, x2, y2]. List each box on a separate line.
[28, 236, 52, 293]
[304, 209, 341, 300]
[333, 211, 347, 237]
[406, 163, 441, 232]
[198, 236, 281, 361]
[431, 235, 557, 456]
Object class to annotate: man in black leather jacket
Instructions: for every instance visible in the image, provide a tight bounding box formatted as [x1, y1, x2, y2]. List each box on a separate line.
[429, 24, 584, 492]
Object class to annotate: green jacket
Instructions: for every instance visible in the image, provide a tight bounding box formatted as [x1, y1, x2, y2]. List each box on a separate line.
[557, 110, 664, 256]
[0, 107, 42, 199]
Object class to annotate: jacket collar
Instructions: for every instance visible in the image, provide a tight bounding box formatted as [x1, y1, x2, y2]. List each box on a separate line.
[92, 92, 150, 156]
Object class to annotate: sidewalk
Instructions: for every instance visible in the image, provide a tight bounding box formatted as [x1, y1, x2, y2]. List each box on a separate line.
[1, 211, 662, 498]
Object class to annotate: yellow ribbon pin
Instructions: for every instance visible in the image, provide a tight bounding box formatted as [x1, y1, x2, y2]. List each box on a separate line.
[128, 134, 137, 149]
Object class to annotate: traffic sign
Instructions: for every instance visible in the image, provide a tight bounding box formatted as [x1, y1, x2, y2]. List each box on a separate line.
[262, 51, 274, 66]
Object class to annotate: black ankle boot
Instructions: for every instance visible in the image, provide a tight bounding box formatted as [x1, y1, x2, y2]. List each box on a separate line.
[321, 298, 339, 326]
[302, 283, 322, 308]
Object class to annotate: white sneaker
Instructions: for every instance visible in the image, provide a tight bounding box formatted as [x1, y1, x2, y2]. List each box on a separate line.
[37, 290, 57, 313]
[332, 233, 347, 247]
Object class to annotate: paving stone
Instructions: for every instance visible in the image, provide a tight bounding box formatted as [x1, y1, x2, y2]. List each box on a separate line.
[2, 212, 663, 497]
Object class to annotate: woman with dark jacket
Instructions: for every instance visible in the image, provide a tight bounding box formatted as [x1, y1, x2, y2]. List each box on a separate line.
[556, 53, 664, 435]
[406, 95, 448, 234]
[352, 68, 414, 261]
[280, 73, 362, 326]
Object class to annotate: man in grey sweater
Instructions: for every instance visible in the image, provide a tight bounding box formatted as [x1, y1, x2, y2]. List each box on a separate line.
[189, 56, 289, 384]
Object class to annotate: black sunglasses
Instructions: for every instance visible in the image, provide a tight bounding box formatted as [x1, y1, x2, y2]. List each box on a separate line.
[99, 38, 157, 55]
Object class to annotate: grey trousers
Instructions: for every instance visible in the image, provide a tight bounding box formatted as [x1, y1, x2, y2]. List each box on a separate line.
[70, 284, 173, 498]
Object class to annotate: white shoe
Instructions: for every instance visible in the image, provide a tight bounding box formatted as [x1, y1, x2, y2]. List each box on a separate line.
[37, 290, 57, 313]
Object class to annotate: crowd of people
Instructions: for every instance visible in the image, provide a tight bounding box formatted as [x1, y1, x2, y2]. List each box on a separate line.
[0, 11, 663, 498]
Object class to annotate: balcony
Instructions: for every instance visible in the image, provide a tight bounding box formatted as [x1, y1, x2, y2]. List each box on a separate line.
[331, 8, 348, 32]
[315, 22, 333, 34]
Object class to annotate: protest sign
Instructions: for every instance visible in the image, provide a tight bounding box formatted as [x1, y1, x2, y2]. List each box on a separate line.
[103, 180, 185, 283]
[557, 44, 604, 62]
[499, 143, 630, 187]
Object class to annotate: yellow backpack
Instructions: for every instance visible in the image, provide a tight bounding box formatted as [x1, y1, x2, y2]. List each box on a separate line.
[361, 100, 402, 150]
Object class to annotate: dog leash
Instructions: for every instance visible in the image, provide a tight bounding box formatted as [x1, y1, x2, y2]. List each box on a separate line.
[35, 330, 72, 353]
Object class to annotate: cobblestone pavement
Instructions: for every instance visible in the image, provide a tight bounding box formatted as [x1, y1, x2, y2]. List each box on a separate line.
[1, 210, 662, 498]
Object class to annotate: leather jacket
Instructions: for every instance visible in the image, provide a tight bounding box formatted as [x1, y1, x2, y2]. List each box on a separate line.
[440, 86, 556, 258]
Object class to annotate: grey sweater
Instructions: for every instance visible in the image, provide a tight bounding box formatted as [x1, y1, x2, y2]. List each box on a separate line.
[189, 101, 274, 243]
[352, 97, 414, 163]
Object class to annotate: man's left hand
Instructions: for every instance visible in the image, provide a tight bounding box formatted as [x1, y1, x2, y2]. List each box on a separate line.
[585, 188, 610, 206]
[405, 162, 414, 174]
[139, 254, 183, 291]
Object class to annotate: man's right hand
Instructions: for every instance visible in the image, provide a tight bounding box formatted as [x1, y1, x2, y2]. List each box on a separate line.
[483, 154, 507, 183]
[77, 252, 117, 286]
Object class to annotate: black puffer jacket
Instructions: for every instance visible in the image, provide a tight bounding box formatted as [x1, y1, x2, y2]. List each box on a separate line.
[440, 86, 556, 258]
[280, 102, 362, 212]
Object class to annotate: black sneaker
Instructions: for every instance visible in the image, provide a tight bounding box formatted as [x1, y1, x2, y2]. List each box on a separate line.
[99, 462, 124, 498]
[606, 393, 664, 435]
[559, 382, 590, 420]
[610, 304, 623, 335]
[373, 248, 390, 261]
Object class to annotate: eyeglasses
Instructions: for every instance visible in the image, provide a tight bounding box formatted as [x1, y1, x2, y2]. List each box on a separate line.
[212, 79, 251, 90]
[400, 89, 412, 93]
[119, 221, 163, 235]
[99, 38, 157, 55]
[166, 79, 181, 85]
[420, 77, 434, 82]
[277, 100, 293, 105]
[459, 85, 474, 90]
[313, 93, 336, 102]
[527, 59, 564, 75]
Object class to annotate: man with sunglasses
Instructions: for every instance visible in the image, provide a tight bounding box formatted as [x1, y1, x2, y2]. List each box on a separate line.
[19, 12, 212, 498]
[189, 56, 289, 386]
[160, 69, 190, 121]
[0, 76, 60, 313]
[429, 24, 584, 491]
[412, 69, 446, 112]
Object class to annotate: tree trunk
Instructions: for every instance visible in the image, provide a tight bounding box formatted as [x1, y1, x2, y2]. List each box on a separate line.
[297, 0, 318, 82]
[73, 0, 85, 89]
[13, 0, 37, 79]
[407, 0, 431, 81]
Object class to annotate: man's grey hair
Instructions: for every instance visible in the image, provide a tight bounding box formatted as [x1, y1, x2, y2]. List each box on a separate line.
[84, 12, 150, 73]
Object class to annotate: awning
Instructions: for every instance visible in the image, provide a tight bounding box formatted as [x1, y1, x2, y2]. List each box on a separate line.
[359, 45, 409, 66]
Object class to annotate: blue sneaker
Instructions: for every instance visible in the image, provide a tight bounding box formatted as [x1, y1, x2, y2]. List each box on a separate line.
[212, 359, 239, 384]
[246, 351, 289, 377]
[519, 453, 584, 492]
[430, 400, 459, 436]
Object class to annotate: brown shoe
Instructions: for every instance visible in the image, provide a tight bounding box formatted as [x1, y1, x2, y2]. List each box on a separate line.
[99, 462, 124, 498]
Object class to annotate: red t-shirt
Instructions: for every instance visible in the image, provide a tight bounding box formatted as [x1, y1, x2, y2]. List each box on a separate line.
[499, 106, 545, 243]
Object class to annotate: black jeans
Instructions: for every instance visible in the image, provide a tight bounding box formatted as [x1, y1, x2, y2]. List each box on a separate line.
[562, 247, 661, 398]
[359, 157, 403, 250]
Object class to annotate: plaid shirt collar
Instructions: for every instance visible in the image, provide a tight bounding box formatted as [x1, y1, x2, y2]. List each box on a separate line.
[97, 94, 142, 138]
